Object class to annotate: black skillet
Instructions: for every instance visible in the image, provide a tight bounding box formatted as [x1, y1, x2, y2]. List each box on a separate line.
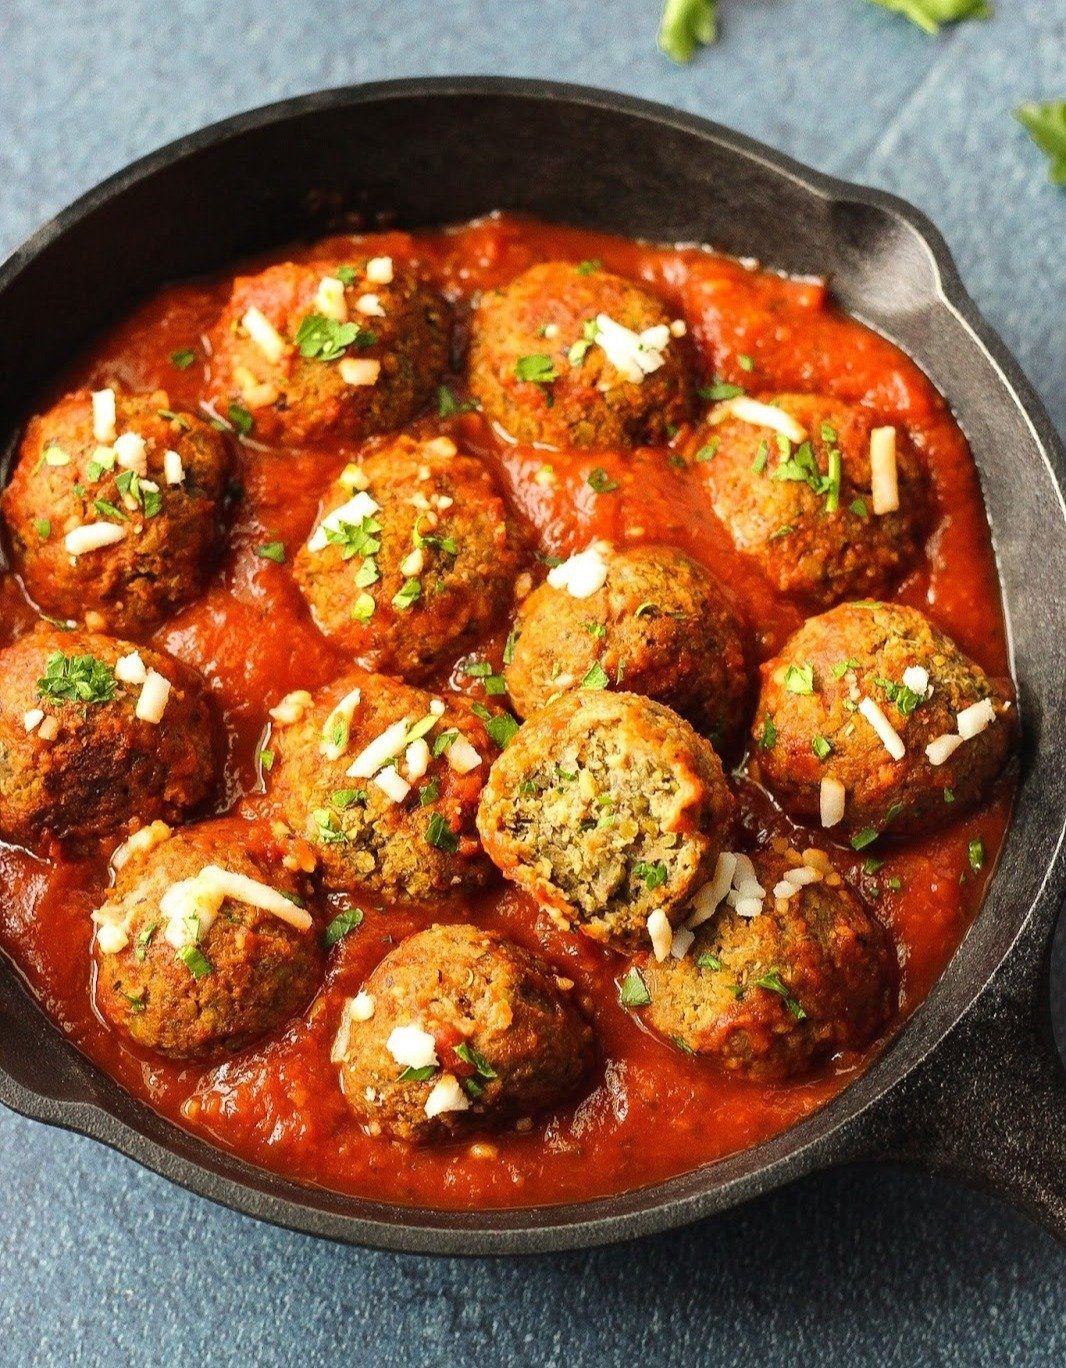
[0, 79, 1062, 1254]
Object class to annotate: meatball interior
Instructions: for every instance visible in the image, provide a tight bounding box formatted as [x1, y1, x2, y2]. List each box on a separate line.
[468, 260, 694, 449]
[751, 601, 1015, 837]
[697, 394, 928, 608]
[1, 388, 229, 634]
[294, 434, 523, 680]
[504, 542, 750, 751]
[0, 627, 217, 845]
[333, 923, 593, 1144]
[632, 846, 897, 1079]
[268, 671, 498, 901]
[92, 819, 323, 1060]
[476, 690, 734, 953]
[206, 256, 450, 447]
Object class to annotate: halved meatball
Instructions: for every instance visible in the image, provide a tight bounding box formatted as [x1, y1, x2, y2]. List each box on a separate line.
[92, 818, 323, 1059]
[267, 671, 497, 901]
[333, 922, 593, 1143]
[695, 395, 928, 607]
[293, 433, 523, 679]
[631, 847, 897, 1079]
[477, 690, 734, 953]
[468, 260, 694, 448]
[1, 388, 229, 633]
[0, 627, 217, 846]
[205, 256, 450, 447]
[751, 601, 1015, 837]
[504, 543, 750, 752]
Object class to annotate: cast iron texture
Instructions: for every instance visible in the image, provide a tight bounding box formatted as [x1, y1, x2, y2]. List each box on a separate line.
[0, 79, 1062, 1255]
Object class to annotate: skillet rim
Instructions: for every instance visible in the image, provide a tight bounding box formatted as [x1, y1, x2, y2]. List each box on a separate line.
[0, 76, 1062, 1256]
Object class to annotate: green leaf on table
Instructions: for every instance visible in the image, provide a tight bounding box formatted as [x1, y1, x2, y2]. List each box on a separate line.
[867, 0, 991, 36]
[1014, 102, 1066, 185]
[658, 0, 716, 64]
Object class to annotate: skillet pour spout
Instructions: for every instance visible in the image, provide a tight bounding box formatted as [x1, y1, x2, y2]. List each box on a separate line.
[0, 78, 1062, 1253]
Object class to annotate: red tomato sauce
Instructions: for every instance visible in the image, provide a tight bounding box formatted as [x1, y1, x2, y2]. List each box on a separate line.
[0, 214, 1015, 1210]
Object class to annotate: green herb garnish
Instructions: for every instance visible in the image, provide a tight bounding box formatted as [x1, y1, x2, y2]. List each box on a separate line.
[177, 945, 213, 979]
[760, 716, 778, 749]
[619, 966, 652, 1007]
[398, 1064, 438, 1083]
[455, 1042, 497, 1078]
[437, 385, 476, 417]
[514, 354, 558, 384]
[426, 812, 459, 853]
[753, 970, 806, 1020]
[658, 0, 717, 63]
[968, 838, 985, 873]
[256, 541, 285, 563]
[1014, 102, 1066, 185]
[867, 0, 990, 36]
[699, 381, 744, 401]
[228, 402, 254, 436]
[784, 662, 815, 695]
[470, 701, 520, 749]
[851, 827, 879, 851]
[633, 860, 668, 891]
[324, 908, 364, 948]
[169, 348, 197, 370]
[812, 735, 833, 761]
[37, 651, 116, 705]
[580, 662, 610, 690]
[295, 313, 373, 361]
[391, 577, 422, 611]
[587, 467, 619, 494]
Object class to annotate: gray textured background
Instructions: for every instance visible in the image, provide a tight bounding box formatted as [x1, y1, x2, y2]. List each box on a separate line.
[0, 2, 1062, 1364]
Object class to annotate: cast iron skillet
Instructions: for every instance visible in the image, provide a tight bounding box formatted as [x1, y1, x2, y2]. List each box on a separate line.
[0, 79, 1062, 1254]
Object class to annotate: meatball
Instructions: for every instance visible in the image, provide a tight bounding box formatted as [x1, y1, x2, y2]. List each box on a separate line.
[468, 260, 694, 449]
[631, 847, 897, 1079]
[750, 601, 1015, 837]
[477, 690, 734, 953]
[293, 434, 522, 679]
[0, 628, 217, 845]
[504, 543, 750, 752]
[696, 394, 928, 607]
[1, 388, 229, 633]
[205, 256, 450, 447]
[92, 818, 323, 1059]
[333, 923, 593, 1143]
[267, 671, 497, 901]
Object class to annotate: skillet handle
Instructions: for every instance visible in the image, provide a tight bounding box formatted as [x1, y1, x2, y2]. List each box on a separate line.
[849, 897, 1065, 1237]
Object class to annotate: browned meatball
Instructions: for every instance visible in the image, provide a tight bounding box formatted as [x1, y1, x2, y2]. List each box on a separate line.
[750, 602, 1015, 838]
[504, 543, 750, 752]
[0, 627, 217, 846]
[630, 847, 897, 1079]
[1, 388, 229, 633]
[293, 434, 523, 679]
[333, 923, 593, 1143]
[267, 670, 498, 901]
[92, 818, 323, 1059]
[205, 256, 450, 447]
[477, 690, 734, 953]
[468, 261, 694, 448]
[695, 394, 928, 608]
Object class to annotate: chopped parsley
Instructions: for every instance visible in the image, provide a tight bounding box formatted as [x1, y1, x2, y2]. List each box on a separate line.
[576, 259, 602, 276]
[312, 808, 348, 845]
[93, 497, 129, 523]
[738, 353, 755, 372]
[258, 747, 275, 772]
[228, 402, 254, 436]
[351, 592, 376, 621]
[426, 812, 459, 853]
[580, 661, 610, 690]
[968, 838, 985, 873]
[1014, 102, 1066, 185]
[461, 659, 506, 695]
[324, 907, 364, 948]
[503, 627, 519, 664]
[867, 0, 990, 37]
[751, 440, 769, 475]
[759, 716, 778, 749]
[455, 1042, 497, 1078]
[753, 970, 806, 1020]
[514, 354, 558, 384]
[418, 776, 441, 806]
[943, 788, 955, 803]
[699, 381, 744, 402]
[875, 675, 925, 715]
[850, 827, 880, 851]
[169, 348, 197, 370]
[177, 945, 213, 979]
[784, 662, 815, 695]
[768, 524, 795, 541]
[33, 518, 51, 539]
[812, 734, 833, 761]
[470, 702, 520, 749]
[134, 922, 158, 963]
[391, 577, 422, 611]
[633, 860, 668, 891]
[256, 540, 285, 563]
[585, 620, 608, 638]
[295, 314, 374, 361]
[330, 788, 366, 810]
[833, 658, 860, 679]
[619, 966, 652, 1007]
[335, 265, 357, 285]
[695, 439, 719, 462]
[326, 514, 381, 560]
[697, 953, 722, 971]
[850, 497, 869, 519]
[587, 467, 619, 494]
[437, 384, 476, 417]
[398, 1064, 438, 1083]
[863, 856, 884, 876]
[432, 729, 459, 757]
[37, 651, 116, 705]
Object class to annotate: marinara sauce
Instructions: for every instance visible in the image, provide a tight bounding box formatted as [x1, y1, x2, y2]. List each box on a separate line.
[0, 214, 1014, 1210]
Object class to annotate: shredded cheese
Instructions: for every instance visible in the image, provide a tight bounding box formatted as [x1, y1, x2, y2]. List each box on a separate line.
[546, 542, 610, 599]
[115, 650, 147, 685]
[820, 776, 846, 828]
[355, 293, 385, 318]
[134, 669, 171, 724]
[956, 698, 996, 740]
[241, 306, 287, 364]
[647, 908, 673, 962]
[926, 733, 964, 766]
[269, 689, 313, 726]
[870, 426, 899, 515]
[64, 522, 125, 556]
[365, 256, 394, 285]
[348, 717, 411, 778]
[858, 696, 906, 760]
[91, 388, 117, 443]
[444, 734, 481, 775]
[712, 396, 807, 444]
[307, 490, 381, 551]
[163, 449, 185, 485]
[425, 1073, 470, 1118]
[687, 851, 738, 928]
[387, 1024, 438, 1070]
[338, 357, 380, 387]
[22, 708, 43, 732]
[319, 687, 362, 761]
[373, 767, 412, 804]
[315, 276, 348, 322]
[593, 314, 671, 383]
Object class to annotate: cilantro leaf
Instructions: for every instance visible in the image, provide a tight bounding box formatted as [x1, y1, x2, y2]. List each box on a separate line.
[37, 651, 116, 705]
[514, 354, 559, 384]
[619, 966, 652, 1007]
[867, 0, 990, 34]
[1014, 102, 1066, 185]
[324, 908, 364, 948]
[658, 0, 717, 63]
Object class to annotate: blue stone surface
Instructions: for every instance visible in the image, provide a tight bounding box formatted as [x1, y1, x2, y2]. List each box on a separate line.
[0, 2, 1062, 1362]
